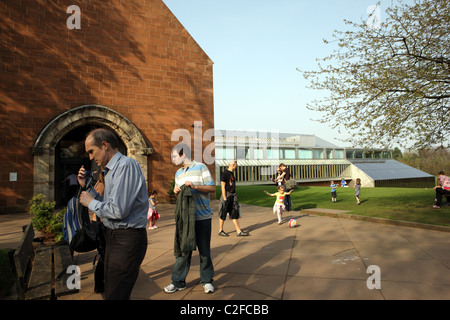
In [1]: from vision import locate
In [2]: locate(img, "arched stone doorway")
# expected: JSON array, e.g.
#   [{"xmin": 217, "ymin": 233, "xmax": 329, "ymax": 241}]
[
  {"xmin": 55, "ymin": 124, "xmax": 128, "ymax": 206},
  {"xmin": 32, "ymin": 105, "xmax": 153, "ymax": 204}
]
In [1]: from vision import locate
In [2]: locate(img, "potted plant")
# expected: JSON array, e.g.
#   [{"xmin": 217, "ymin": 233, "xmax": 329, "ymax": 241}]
[
  {"xmin": 28, "ymin": 194, "xmax": 64, "ymax": 244},
  {"xmin": 167, "ymin": 178, "xmax": 176, "ymax": 204}
]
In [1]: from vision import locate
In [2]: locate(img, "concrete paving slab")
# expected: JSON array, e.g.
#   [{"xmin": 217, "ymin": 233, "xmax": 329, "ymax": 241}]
[
  {"xmin": 214, "ymin": 251, "xmax": 292, "ymax": 276},
  {"xmin": 379, "ymin": 281, "xmax": 450, "ymax": 300},
  {"xmin": 283, "ymin": 277, "xmax": 385, "ymax": 300},
  {"xmin": 287, "ymin": 255, "xmax": 367, "ymax": 280},
  {"xmin": 353, "ymin": 241, "xmax": 433, "ymax": 260},
  {"xmin": 371, "ymin": 259, "xmax": 450, "ymax": 285},
  {"xmin": 0, "ymin": 213, "xmax": 32, "ymax": 249},
  {"xmin": 2, "ymin": 201, "xmax": 449, "ymax": 300}
]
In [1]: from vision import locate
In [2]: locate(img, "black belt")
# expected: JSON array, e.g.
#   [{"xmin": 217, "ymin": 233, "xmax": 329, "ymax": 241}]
[{"xmin": 104, "ymin": 227, "xmax": 146, "ymax": 233}]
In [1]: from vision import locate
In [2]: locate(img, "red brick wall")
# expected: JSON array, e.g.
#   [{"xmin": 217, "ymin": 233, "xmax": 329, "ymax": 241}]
[{"xmin": 0, "ymin": 0, "xmax": 215, "ymax": 212}]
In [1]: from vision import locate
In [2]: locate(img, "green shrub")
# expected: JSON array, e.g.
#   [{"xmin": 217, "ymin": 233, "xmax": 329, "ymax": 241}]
[
  {"xmin": 28, "ymin": 194, "xmax": 64, "ymax": 243},
  {"xmin": 168, "ymin": 178, "xmax": 175, "ymax": 196}
]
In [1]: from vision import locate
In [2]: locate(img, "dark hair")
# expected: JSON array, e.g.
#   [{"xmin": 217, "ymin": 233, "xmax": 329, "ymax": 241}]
[
  {"xmin": 149, "ymin": 190, "xmax": 157, "ymax": 196},
  {"xmin": 88, "ymin": 128, "xmax": 120, "ymax": 149},
  {"xmin": 173, "ymin": 143, "xmax": 191, "ymax": 159}
]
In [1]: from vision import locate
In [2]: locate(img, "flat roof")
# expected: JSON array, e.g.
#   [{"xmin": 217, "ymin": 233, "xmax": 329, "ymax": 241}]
[{"xmin": 350, "ymin": 160, "xmax": 434, "ymax": 180}]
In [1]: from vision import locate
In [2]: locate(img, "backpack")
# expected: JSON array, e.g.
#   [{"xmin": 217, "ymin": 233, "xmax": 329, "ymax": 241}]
[
  {"xmin": 62, "ymin": 176, "xmax": 98, "ymax": 252},
  {"xmin": 285, "ymin": 178, "xmax": 296, "ymax": 190}
]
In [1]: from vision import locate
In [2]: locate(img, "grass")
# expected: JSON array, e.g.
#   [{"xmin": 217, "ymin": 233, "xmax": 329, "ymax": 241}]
[{"xmin": 217, "ymin": 185, "xmax": 450, "ymax": 227}]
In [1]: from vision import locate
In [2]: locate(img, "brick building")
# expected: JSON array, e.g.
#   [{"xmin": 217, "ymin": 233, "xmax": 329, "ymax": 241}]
[{"xmin": 0, "ymin": 0, "xmax": 215, "ymax": 213}]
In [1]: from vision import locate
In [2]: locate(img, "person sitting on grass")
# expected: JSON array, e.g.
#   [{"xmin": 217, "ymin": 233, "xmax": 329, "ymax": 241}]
[{"xmin": 433, "ymin": 171, "xmax": 450, "ymax": 209}]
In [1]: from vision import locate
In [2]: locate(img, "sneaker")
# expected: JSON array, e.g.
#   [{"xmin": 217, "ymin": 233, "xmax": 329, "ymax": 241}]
[
  {"xmin": 218, "ymin": 230, "xmax": 229, "ymax": 237},
  {"xmin": 237, "ymin": 231, "xmax": 249, "ymax": 236},
  {"xmin": 164, "ymin": 283, "xmax": 186, "ymax": 293},
  {"xmin": 432, "ymin": 205, "xmax": 441, "ymax": 209},
  {"xmin": 203, "ymin": 283, "xmax": 214, "ymax": 294}
]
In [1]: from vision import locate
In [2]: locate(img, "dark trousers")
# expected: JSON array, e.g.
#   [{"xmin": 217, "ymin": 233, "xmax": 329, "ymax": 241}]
[
  {"xmin": 436, "ymin": 188, "xmax": 450, "ymax": 206},
  {"xmin": 171, "ymin": 218, "xmax": 214, "ymax": 288},
  {"xmin": 104, "ymin": 228, "xmax": 147, "ymax": 300},
  {"xmin": 281, "ymin": 184, "xmax": 292, "ymax": 211}
]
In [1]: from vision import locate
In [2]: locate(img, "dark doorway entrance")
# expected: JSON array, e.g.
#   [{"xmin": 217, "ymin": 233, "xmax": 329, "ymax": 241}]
[{"xmin": 55, "ymin": 125, "xmax": 127, "ymax": 207}]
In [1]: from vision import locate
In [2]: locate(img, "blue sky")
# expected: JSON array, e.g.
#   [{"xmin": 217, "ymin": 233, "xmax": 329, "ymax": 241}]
[{"xmin": 163, "ymin": 0, "xmax": 393, "ymax": 147}]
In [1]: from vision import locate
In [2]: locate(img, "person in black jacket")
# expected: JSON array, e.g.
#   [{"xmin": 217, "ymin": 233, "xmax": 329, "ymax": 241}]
[{"xmin": 218, "ymin": 160, "xmax": 248, "ymax": 237}]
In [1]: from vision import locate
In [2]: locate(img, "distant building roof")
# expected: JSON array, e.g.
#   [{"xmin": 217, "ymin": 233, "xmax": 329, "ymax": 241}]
[
  {"xmin": 214, "ymin": 130, "xmax": 340, "ymax": 149},
  {"xmin": 350, "ymin": 159, "xmax": 434, "ymax": 180}
]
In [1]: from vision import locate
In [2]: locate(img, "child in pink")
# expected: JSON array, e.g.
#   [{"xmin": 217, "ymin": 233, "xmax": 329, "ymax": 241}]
[
  {"xmin": 433, "ymin": 171, "xmax": 450, "ymax": 208},
  {"xmin": 148, "ymin": 190, "xmax": 160, "ymax": 229}
]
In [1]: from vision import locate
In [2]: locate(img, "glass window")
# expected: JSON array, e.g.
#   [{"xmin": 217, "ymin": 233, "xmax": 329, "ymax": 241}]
[
  {"xmin": 245, "ymin": 148, "xmax": 250, "ymax": 160},
  {"xmin": 215, "ymin": 147, "xmax": 224, "ymax": 160},
  {"xmin": 217, "ymin": 147, "xmax": 235, "ymax": 160},
  {"xmin": 335, "ymin": 150, "xmax": 344, "ymax": 159},
  {"xmin": 236, "ymin": 147, "xmax": 246, "ymax": 160},
  {"xmin": 283, "ymin": 149, "xmax": 296, "ymax": 159},
  {"xmin": 326, "ymin": 150, "xmax": 333, "ymax": 159},
  {"xmin": 226, "ymin": 148, "xmax": 235, "ymax": 160},
  {"xmin": 299, "ymin": 149, "xmax": 312, "ymax": 159},
  {"xmin": 354, "ymin": 151, "xmax": 363, "ymax": 159},
  {"xmin": 313, "ymin": 149, "xmax": 323, "ymax": 159},
  {"xmin": 254, "ymin": 148, "xmax": 264, "ymax": 160},
  {"xmin": 267, "ymin": 148, "xmax": 279, "ymax": 159}
]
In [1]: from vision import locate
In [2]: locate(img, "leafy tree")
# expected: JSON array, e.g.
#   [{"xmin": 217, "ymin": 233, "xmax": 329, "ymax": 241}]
[
  {"xmin": 392, "ymin": 147, "xmax": 403, "ymax": 159},
  {"xmin": 397, "ymin": 148, "xmax": 450, "ymax": 175},
  {"xmin": 300, "ymin": 0, "xmax": 449, "ymax": 149}
]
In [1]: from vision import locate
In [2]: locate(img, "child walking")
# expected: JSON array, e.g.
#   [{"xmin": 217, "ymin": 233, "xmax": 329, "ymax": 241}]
[
  {"xmin": 355, "ymin": 178, "xmax": 361, "ymax": 205},
  {"xmin": 264, "ymin": 186, "xmax": 293, "ymax": 224},
  {"xmin": 330, "ymin": 180, "xmax": 338, "ymax": 203},
  {"xmin": 147, "ymin": 190, "xmax": 160, "ymax": 229}
]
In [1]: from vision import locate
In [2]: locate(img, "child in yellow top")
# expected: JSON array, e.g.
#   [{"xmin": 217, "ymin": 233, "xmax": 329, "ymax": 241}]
[{"xmin": 264, "ymin": 186, "xmax": 294, "ymax": 224}]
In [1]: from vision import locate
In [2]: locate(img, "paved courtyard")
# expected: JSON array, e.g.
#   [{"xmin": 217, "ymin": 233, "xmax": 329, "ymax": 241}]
[{"xmin": 1, "ymin": 200, "xmax": 450, "ymax": 300}]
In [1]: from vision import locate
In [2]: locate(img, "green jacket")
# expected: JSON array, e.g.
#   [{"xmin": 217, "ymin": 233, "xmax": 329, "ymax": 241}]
[{"xmin": 174, "ymin": 185, "xmax": 196, "ymax": 257}]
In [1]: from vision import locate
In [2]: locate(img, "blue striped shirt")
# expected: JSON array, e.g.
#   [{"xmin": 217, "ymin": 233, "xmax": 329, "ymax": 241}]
[{"xmin": 175, "ymin": 161, "xmax": 215, "ymax": 220}]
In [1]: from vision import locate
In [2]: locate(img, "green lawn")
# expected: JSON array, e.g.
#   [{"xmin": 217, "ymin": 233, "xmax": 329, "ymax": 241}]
[{"xmin": 217, "ymin": 185, "xmax": 450, "ymax": 227}]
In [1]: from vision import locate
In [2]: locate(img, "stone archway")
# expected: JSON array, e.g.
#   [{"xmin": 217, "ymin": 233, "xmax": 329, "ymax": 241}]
[{"xmin": 32, "ymin": 105, "xmax": 153, "ymax": 201}]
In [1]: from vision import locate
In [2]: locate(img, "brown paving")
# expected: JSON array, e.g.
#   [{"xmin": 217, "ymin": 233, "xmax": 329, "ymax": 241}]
[{"xmin": 1, "ymin": 200, "xmax": 450, "ymax": 300}]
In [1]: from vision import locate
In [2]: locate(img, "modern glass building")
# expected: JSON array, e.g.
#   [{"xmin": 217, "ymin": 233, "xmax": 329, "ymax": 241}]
[{"xmin": 214, "ymin": 131, "xmax": 434, "ymax": 188}]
